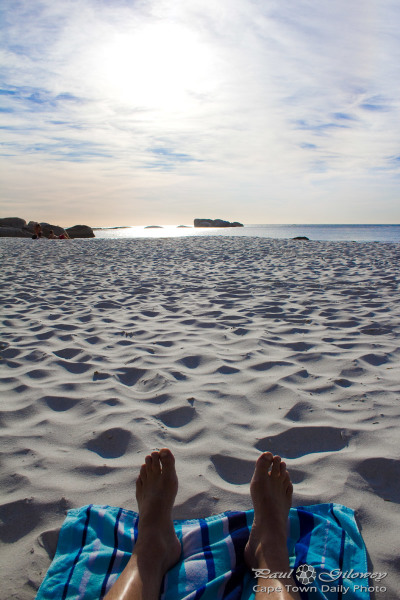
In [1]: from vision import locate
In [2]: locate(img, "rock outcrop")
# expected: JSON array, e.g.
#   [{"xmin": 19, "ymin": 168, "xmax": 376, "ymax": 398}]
[
  {"xmin": 0, "ymin": 226, "xmax": 31, "ymax": 238},
  {"xmin": 194, "ymin": 218, "xmax": 243, "ymax": 228},
  {"xmin": 0, "ymin": 217, "xmax": 27, "ymax": 229},
  {"xmin": 26, "ymin": 221, "xmax": 66, "ymax": 237},
  {"xmin": 65, "ymin": 225, "xmax": 95, "ymax": 238},
  {"xmin": 292, "ymin": 236, "xmax": 310, "ymax": 241},
  {"xmin": 0, "ymin": 218, "xmax": 95, "ymax": 238}
]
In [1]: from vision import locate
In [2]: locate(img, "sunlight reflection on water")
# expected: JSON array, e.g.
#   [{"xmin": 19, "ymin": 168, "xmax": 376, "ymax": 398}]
[{"xmin": 94, "ymin": 224, "xmax": 400, "ymax": 242}]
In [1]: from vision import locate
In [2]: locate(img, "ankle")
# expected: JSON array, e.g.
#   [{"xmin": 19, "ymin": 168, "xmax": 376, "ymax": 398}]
[
  {"xmin": 130, "ymin": 547, "xmax": 167, "ymax": 579},
  {"xmin": 254, "ymin": 545, "xmax": 291, "ymax": 572}
]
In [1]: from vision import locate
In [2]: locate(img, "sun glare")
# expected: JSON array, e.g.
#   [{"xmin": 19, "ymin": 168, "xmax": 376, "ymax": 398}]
[{"xmin": 96, "ymin": 23, "xmax": 215, "ymax": 111}]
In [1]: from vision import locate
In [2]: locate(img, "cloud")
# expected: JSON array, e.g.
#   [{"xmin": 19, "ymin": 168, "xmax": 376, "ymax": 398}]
[
  {"xmin": 145, "ymin": 147, "xmax": 202, "ymax": 171},
  {"xmin": 1, "ymin": 0, "xmax": 400, "ymax": 224}
]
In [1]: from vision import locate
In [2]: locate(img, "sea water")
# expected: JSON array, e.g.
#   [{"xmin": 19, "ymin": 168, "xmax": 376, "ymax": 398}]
[{"xmin": 94, "ymin": 224, "xmax": 400, "ymax": 243}]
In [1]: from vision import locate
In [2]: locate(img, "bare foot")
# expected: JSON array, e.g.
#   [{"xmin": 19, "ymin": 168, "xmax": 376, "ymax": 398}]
[
  {"xmin": 245, "ymin": 452, "xmax": 293, "ymax": 571},
  {"xmin": 104, "ymin": 449, "xmax": 181, "ymax": 600},
  {"xmin": 133, "ymin": 448, "xmax": 181, "ymax": 575}
]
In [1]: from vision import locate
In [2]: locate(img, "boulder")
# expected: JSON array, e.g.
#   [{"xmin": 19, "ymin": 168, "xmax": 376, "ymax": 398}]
[
  {"xmin": 194, "ymin": 218, "xmax": 243, "ymax": 228},
  {"xmin": 0, "ymin": 227, "xmax": 31, "ymax": 237},
  {"xmin": 66, "ymin": 225, "xmax": 95, "ymax": 238},
  {"xmin": 0, "ymin": 217, "xmax": 27, "ymax": 228},
  {"xmin": 26, "ymin": 221, "xmax": 38, "ymax": 232},
  {"xmin": 0, "ymin": 217, "xmax": 95, "ymax": 238}
]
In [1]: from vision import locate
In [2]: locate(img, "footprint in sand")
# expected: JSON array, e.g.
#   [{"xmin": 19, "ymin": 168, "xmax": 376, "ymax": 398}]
[
  {"xmin": 157, "ymin": 405, "xmax": 197, "ymax": 428},
  {"xmin": 334, "ymin": 378, "xmax": 353, "ymax": 388},
  {"xmin": 179, "ymin": 355, "xmax": 202, "ymax": 369},
  {"xmin": 217, "ymin": 365, "xmax": 240, "ymax": 375},
  {"xmin": 37, "ymin": 528, "xmax": 60, "ymax": 559},
  {"xmin": 355, "ymin": 457, "xmax": 400, "ymax": 503},
  {"xmin": 250, "ymin": 360, "xmax": 293, "ymax": 371},
  {"xmin": 339, "ymin": 366, "xmax": 365, "ymax": 378},
  {"xmin": 284, "ymin": 401, "xmax": 315, "ymax": 421},
  {"xmin": 255, "ymin": 426, "xmax": 350, "ymax": 458},
  {"xmin": 116, "ymin": 367, "xmax": 147, "ymax": 386},
  {"xmin": 0, "ymin": 497, "xmax": 69, "ymax": 543},
  {"xmin": 42, "ymin": 396, "xmax": 80, "ymax": 412},
  {"xmin": 136, "ymin": 373, "xmax": 168, "ymax": 393},
  {"xmin": 210, "ymin": 454, "xmax": 255, "ymax": 484},
  {"xmin": 55, "ymin": 360, "xmax": 93, "ymax": 374},
  {"xmin": 25, "ymin": 369, "xmax": 51, "ymax": 380},
  {"xmin": 94, "ymin": 300, "xmax": 122, "ymax": 309},
  {"xmin": 53, "ymin": 348, "xmax": 82, "ymax": 360},
  {"xmin": 85, "ymin": 427, "xmax": 133, "ymax": 458},
  {"xmin": 360, "ymin": 353, "xmax": 389, "ymax": 366}
]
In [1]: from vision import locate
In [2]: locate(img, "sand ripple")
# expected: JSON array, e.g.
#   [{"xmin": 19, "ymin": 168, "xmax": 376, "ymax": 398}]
[{"xmin": 1, "ymin": 237, "xmax": 400, "ymax": 598}]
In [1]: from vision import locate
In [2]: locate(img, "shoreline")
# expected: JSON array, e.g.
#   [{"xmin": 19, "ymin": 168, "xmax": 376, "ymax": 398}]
[
  {"xmin": 3, "ymin": 222, "xmax": 400, "ymax": 242},
  {"xmin": 1, "ymin": 236, "xmax": 400, "ymax": 599},
  {"xmin": 90, "ymin": 224, "xmax": 400, "ymax": 243}
]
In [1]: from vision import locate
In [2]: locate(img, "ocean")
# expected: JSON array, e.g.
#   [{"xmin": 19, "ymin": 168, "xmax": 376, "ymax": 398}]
[{"xmin": 94, "ymin": 224, "xmax": 400, "ymax": 243}]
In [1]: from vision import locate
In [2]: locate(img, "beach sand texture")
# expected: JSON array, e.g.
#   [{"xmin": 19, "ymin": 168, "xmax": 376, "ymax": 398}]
[{"xmin": 1, "ymin": 236, "xmax": 399, "ymax": 599}]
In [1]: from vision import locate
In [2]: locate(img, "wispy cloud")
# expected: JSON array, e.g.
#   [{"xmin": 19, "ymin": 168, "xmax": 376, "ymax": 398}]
[{"xmin": 145, "ymin": 147, "xmax": 202, "ymax": 171}]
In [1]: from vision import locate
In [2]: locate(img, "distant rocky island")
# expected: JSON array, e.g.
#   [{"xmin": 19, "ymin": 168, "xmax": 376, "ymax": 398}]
[
  {"xmin": 194, "ymin": 218, "xmax": 243, "ymax": 228},
  {"xmin": 0, "ymin": 217, "xmax": 95, "ymax": 238}
]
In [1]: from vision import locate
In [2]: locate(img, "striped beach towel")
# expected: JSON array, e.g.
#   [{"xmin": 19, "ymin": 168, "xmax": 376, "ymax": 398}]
[{"xmin": 35, "ymin": 503, "xmax": 371, "ymax": 600}]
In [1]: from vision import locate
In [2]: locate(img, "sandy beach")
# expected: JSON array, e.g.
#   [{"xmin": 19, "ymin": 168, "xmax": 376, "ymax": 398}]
[{"xmin": 1, "ymin": 236, "xmax": 399, "ymax": 599}]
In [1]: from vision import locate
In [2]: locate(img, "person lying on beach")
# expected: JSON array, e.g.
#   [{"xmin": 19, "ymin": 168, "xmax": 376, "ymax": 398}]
[
  {"xmin": 104, "ymin": 449, "xmax": 300, "ymax": 600},
  {"xmin": 48, "ymin": 230, "xmax": 57, "ymax": 239}
]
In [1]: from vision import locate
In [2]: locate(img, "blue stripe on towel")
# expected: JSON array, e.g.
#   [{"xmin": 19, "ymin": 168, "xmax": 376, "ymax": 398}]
[
  {"xmin": 100, "ymin": 507, "xmax": 123, "ymax": 598},
  {"xmin": 62, "ymin": 504, "xmax": 92, "ymax": 600},
  {"xmin": 294, "ymin": 508, "xmax": 315, "ymax": 568},
  {"xmin": 202, "ymin": 517, "xmax": 216, "ymax": 582},
  {"xmin": 329, "ymin": 503, "xmax": 345, "ymax": 600},
  {"xmin": 192, "ymin": 518, "xmax": 214, "ymax": 599},
  {"xmin": 337, "ymin": 529, "xmax": 346, "ymax": 600},
  {"xmin": 36, "ymin": 504, "xmax": 371, "ymax": 600},
  {"xmin": 161, "ymin": 520, "xmax": 182, "ymax": 598},
  {"xmin": 222, "ymin": 512, "xmax": 248, "ymax": 599}
]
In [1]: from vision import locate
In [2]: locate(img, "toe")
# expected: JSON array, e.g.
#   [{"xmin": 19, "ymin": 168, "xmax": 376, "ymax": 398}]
[
  {"xmin": 257, "ymin": 452, "xmax": 274, "ymax": 470},
  {"xmin": 252, "ymin": 452, "xmax": 273, "ymax": 482},
  {"xmin": 151, "ymin": 451, "xmax": 161, "ymax": 473},
  {"xmin": 160, "ymin": 448, "xmax": 174, "ymax": 462},
  {"xmin": 160, "ymin": 448, "xmax": 176, "ymax": 475},
  {"xmin": 283, "ymin": 469, "xmax": 292, "ymax": 488},
  {"xmin": 140, "ymin": 463, "xmax": 147, "ymax": 481},
  {"xmin": 271, "ymin": 455, "xmax": 281, "ymax": 477},
  {"xmin": 279, "ymin": 461, "xmax": 287, "ymax": 477},
  {"xmin": 286, "ymin": 481, "xmax": 294, "ymax": 498}
]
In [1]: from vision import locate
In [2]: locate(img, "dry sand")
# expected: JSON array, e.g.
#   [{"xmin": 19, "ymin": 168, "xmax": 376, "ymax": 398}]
[{"xmin": 1, "ymin": 236, "xmax": 399, "ymax": 599}]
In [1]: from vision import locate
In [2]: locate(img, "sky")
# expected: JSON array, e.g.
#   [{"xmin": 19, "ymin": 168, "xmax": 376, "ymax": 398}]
[{"xmin": 1, "ymin": 0, "xmax": 400, "ymax": 227}]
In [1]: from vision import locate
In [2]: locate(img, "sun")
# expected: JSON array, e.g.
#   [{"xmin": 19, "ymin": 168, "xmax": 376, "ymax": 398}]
[{"xmin": 95, "ymin": 22, "xmax": 215, "ymax": 112}]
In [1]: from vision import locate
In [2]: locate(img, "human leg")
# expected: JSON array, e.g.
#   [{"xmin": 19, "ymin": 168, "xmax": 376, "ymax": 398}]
[
  {"xmin": 104, "ymin": 448, "xmax": 181, "ymax": 600},
  {"xmin": 245, "ymin": 453, "xmax": 300, "ymax": 600}
]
